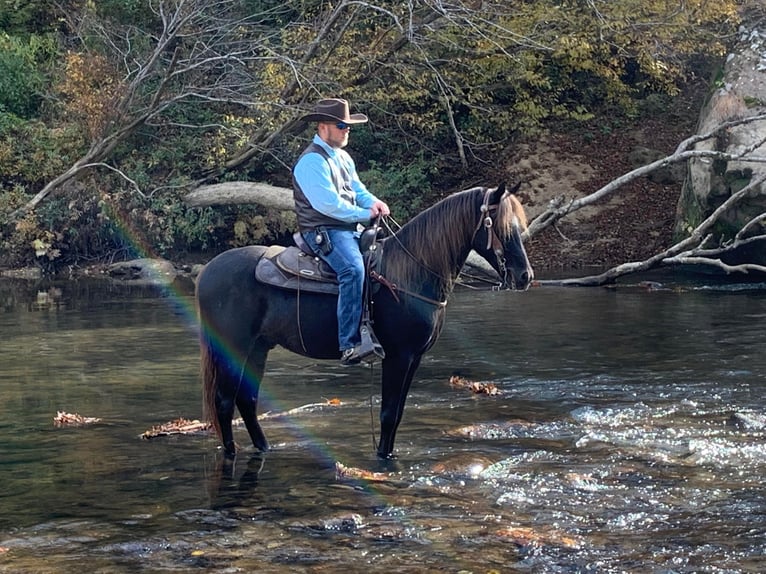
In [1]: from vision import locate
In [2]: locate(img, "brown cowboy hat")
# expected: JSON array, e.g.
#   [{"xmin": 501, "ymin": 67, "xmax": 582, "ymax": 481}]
[{"xmin": 299, "ymin": 98, "xmax": 368, "ymax": 124}]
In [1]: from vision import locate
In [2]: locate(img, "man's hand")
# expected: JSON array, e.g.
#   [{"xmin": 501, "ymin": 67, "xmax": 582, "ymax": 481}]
[{"xmin": 369, "ymin": 200, "xmax": 390, "ymax": 218}]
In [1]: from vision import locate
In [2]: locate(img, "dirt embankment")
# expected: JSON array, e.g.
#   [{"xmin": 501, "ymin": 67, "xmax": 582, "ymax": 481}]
[{"xmin": 507, "ymin": 85, "xmax": 706, "ymax": 272}]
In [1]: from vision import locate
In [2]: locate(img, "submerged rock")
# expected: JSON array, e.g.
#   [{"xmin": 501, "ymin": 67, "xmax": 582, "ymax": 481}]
[
  {"xmin": 446, "ymin": 420, "xmax": 535, "ymax": 441},
  {"xmin": 728, "ymin": 411, "xmax": 766, "ymax": 431}
]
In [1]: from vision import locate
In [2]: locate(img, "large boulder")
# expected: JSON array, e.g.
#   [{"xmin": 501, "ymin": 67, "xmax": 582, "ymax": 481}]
[
  {"xmin": 677, "ymin": 12, "xmax": 766, "ymax": 248},
  {"xmin": 106, "ymin": 258, "xmax": 178, "ymax": 284}
]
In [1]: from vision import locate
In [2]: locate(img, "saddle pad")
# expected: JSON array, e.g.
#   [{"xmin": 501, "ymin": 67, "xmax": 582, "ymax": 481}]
[{"xmin": 254, "ymin": 247, "xmax": 339, "ymax": 295}]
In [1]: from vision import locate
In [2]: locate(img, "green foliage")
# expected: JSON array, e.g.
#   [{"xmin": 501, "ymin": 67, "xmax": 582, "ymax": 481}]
[
  {"xmin": 230, "ymin": 208, "xmax": 296, "ymax": 248},
  {"xmin": 90, "ymin": 185, "xmax": 228, "ymax": 259},
  {"xmin": 0, "ymin": 185, "xmax": 34, "ymax": 269},
  {"xmin": 0, "ymin": 0, "xmax": 745, "ymax": 270},
  {"xmin": 0, "ymin": 212, "xmax": 52, "ymax": 270},
  {"xmin": 94, "ymin": 0, "xmax": 152, "ymax": 25},
  {"xmin": 141, "ymin": 192, "xmax": 227, "ymax": 254},
  {"xmin": 0, "ymin": 186, "xmax": 73, "ymax": 272},
  {"xmin": 0, "ymin": 32, "xmax": 55, "ymax": 118},
  {"xmin": 360, "ymin": 157, "xmax": 434, "ymax": 223},
  {"xmin": 743, "ymin": 95, "xmax": 765, "ymax": 108},
  {"xmin": 3, "ymin": 185, "xmax": 229, "ymax": 271},
  {"xmin": 0, "ymin": 0, "xmax": 59, "ymax": 34},
  {"xmin": 0, "ymin": 116, "xmax": 83, "ymax": 184}
]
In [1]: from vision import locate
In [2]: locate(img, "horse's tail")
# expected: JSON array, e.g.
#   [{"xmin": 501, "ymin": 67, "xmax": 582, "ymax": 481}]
[
  {"xmin": 199, "ymin": 330, "xmax": 222, "ymax": 441},
  {"xmin": 196, "ymin": 268, "xmax": 222, "ymax": 441}
]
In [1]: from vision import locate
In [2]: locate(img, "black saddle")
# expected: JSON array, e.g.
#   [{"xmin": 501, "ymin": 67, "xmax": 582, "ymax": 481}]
[
  {"xmin": 254, "ymin": 235, "xmax": 338, "ymax": 294},
  {"xmin": 254, "ymin": 229, "xmax": 383, "ymax": 295}
]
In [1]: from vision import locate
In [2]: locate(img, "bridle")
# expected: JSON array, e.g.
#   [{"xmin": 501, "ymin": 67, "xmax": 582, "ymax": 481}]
[{"xmin": 474, "ymin": 189, "xmax": 512, "ymax": 289}]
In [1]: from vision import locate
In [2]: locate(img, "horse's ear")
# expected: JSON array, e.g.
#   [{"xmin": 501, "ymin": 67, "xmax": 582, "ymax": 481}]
[
  {"xmin": 489, "ymin": 181, "xmax": 521, "ymax": 205},
  {"xmin": 489, "ymin": 183, "xmax": 505, "ymax": 205},
  {"xmin": 489, "ymin": 182, "xmax": 521, "ymax": 205}
]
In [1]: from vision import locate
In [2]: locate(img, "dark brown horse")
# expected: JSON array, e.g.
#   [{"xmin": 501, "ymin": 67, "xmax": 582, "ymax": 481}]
[{"xmin": 195, "ymin": 183, "xmax": 533, "ymax": 459}]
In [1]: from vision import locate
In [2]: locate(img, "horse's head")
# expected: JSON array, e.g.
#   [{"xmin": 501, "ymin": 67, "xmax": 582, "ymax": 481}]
[{"xmin": 472, "ymin": 182, "xmax": 534, "ymax": 290}]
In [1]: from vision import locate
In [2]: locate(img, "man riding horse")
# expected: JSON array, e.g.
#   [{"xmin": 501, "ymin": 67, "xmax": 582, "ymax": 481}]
[{"xmin": 292, "ymin": 98, "xmax": 390, "ymax": 366}]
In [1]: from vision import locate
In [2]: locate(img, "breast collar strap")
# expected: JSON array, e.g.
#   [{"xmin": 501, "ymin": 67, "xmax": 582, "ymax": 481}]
[{"xmin": 369, "ymin": 269, "xmax": 448, "ymax": 307}]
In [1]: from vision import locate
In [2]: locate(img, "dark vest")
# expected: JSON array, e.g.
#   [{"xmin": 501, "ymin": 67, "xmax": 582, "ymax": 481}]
[{"xmin": 293, "ymin": 142, "xmax": 357, "ymax": 232}]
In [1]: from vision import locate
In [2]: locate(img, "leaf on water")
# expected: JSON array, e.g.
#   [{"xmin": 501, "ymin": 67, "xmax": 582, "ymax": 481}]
[
  {"xmin": 449, "ymin": 375, "xmax": 502, "ymax": 395},
  {"xmin": 53, "ymin": 411, "xmax": 102, "ymax": 427},
  {"xmin": 495, "ymin": 526, "xmax": 582, "ymax": 549},
  {"xmin": 335, "ymin": 461, "xmax": 396, "ymax": 482}
]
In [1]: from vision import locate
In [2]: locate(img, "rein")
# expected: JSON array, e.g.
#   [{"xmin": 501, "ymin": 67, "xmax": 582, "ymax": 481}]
[
  {"xmin": 379, "ymin": 216, "xmax": 447, "ymax": 284},
  {"xmin": 371, "ymin": 217, "xmax": 449, "ymax": 307}
]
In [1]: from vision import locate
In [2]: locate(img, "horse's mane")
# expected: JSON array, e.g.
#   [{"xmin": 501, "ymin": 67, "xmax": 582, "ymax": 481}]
[{"xmin": 382, "ymin": 186, "xmax": 528, "ymax": 294}]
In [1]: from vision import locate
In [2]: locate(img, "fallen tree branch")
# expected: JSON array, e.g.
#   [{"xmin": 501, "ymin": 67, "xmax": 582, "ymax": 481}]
[
  {"xmin": 183, "ymin": 182, "xmax": 294, "ymax": 209},
  {"xmin": 141, "ymin": 417, "xmax": 212, "ymax": 438},
  {"xmin": 660, "ymin": 256, "xmax": 766, "ymax": 275},
  {"xmin": 53, "ymin": 411, "xmax": 103, "ymax": 427},
  {"xmin": 672, "ymin": 113, "xmax": 766, "ymax": 154},
  {"xmin": 141, "ymin": 399, "xmax": 344, "ymax": 439},
  {"xmin": 541, "ymin": 174, "xmax": 766, "ymax": 286},
  {"xmin": 335, "ymin": 461, "xmax": 398, "ymax": 482},
  {"xmin": 736, "ymin": 212, "xmax": 766, "ymax": 240},
  {"xmin": 680, "ymin": 233, "xmax": 766, "ymax": 258}
]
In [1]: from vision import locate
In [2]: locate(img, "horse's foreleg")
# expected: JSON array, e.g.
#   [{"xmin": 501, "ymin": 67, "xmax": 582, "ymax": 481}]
[
  {"xmin": 377, "ymin": 354, "xmax": 422, "ymax": 459},
  {"xmin": 236, "ymin": 348, "xmax": 269, "ymax": 452}
]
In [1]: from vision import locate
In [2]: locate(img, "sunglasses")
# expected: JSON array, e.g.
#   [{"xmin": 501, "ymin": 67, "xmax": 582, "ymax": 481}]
[{"xmin": 335, "ymin": 122, "xmax": 350, "ymax": 130}]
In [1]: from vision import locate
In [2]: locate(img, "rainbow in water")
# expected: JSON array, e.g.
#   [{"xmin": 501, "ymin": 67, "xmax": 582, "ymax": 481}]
[{"xmin": 110, "ymin": 217, "xmax": 386, "ymax": 475}]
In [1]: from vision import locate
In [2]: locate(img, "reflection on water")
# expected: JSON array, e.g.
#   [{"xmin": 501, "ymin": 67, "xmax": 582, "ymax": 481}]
[{"xmin": 0, "ymin": 276, "xmax": 765, "ymax": 572}]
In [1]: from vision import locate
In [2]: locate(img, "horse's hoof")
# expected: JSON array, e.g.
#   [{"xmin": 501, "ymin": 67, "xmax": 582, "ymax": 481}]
[
  {"xmin": 376, "ymin": 456, "xmax": 401, "ymax": 472},
  {"xmin": 377, "ymin": 451, "xmax": 398, "ymax": 461}
]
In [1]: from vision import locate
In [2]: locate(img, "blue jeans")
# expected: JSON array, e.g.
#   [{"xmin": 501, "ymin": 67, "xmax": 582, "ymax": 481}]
[{"xmin": 302, "ymin": 228, "xmax": 364, "ymax": 351}]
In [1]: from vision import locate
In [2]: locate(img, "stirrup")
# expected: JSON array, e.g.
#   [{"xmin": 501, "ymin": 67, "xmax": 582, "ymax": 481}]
[{"xmin": 358, "ymin": 321, "xmax": 386, "ymax": 362}]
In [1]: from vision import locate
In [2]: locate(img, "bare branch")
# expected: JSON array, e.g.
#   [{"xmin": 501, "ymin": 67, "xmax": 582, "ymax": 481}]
[
  {"xmin": 9, "ymin": 0, "xmax": 280, "ymax": 220},
  {"xmin": 673, "ymin": 113, "xmax": 766, "ymax": 154},
  {"xmin": 79, "ymin": 163, "xmax": 145, "ymax": 198},
  {"xmin": 736, "ymin": 212, "xmax": 766, "ymax": 240},
  {"xmin": 540, "ymin": 174, "xmax": 766, "ymax": 286},
  {"xmin": 660, "ymin": 256, "xmax": 766, "ymax": 275}
]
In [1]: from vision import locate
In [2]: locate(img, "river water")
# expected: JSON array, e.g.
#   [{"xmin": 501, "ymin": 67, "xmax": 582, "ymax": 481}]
[{"xmin": 1, "ymin": 273, "xmax": 765, "ymax": 573}]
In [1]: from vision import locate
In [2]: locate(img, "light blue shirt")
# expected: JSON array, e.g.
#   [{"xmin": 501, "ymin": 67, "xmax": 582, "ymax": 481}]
[{"xmin": 293, "ymin": 135, "xmax": 378, "ymax": 224}]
